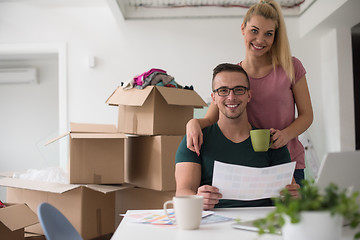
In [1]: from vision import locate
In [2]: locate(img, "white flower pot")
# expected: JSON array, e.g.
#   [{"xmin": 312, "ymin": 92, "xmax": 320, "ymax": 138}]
[{"xmin": 282, "ymin": 211, "xmax": 343, "ymax": 240}]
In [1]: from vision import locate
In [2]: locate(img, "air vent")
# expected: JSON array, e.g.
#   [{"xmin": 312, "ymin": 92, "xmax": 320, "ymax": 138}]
[
  {"xmin": 114, "ymin": 0, "xmax": 314, "ymax": 19},
  {"xmin": 0, "ymin": 68, "xmax": 38, "ymax": 84}
]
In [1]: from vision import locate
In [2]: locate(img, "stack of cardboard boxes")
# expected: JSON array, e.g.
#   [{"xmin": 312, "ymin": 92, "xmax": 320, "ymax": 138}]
[
  {"xmin": 0, "ymin": 85, "xmax": 206, "ymax": 239},
  {"xmin": 106, "ymin": 86, "xmax": 207, "ymax": 225}
]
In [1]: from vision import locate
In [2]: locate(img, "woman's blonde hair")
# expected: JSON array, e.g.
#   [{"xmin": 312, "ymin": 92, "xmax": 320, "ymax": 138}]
[{"xmin": 243, "ymin": 0, "xmax": 295, "ymax": 83}]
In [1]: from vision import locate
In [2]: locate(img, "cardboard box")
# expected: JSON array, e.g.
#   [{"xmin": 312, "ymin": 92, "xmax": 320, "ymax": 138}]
[
  {"xmin": 0, "ymin": 177, "xmax": 133, "ymax": 240},
  {"xmin": 48, "ymin": 122, "xmax": 127, "ymax": 184},
  {"xmin": 0, "ymin": 203, "xmax": 39, "ymax": 240},
  {"xmin": 125, "ymin": 135, "xmax": 183, "ymax": 191},
  {"xmin": 115, "ymin": 187, "xmax": 175, "ymax": 226},
  {"xmin": 106, "ymin": 86, "xmax": 207, "ymax": 135}
]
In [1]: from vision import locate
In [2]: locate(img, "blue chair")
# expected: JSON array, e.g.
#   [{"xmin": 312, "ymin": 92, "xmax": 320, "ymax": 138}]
[{"xmin": 37, "ymin": 202, "xmax": 83, "ymax": 240}]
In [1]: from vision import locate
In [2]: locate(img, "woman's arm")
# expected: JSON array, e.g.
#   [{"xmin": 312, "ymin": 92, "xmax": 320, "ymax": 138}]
[
  {"xmin": 271, "ymin": 76, "xmax": 313, "ymax": 148},
  {"xmin": 186, "ymin": 101, "xmax": 219, "ymax": 155}
]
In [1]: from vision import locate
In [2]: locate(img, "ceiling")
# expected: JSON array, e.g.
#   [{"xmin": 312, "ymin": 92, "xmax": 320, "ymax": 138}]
[{"xmin": 114, "ymin": 0, "xmax": 316, "ymax": 20}]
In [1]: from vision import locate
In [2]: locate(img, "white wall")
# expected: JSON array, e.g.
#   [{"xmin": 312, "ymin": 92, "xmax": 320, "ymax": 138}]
[
  {"xmin": 0, "ymin": 0, "xmax": 359, "ymax": 200},
  {"xmin": 0, "ymin": 0, "xmax": 247, "ymax": 121},
  {"xmin": 0, "ymin": 57, "xmax": 59, "ymax": 169},
  {"xmin": 297, "ymin": 0, "xmax": 360, "ymax": 160},
  {"xmin": 320, "ymin": 29, "xmax": 341, "ymax": 152}
]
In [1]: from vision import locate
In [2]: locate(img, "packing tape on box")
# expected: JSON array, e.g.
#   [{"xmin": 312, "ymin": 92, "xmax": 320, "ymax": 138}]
[
  {"xmin": 132, "ymin": 114, "xmax": 138, "ymax": 134},
  {"xmin": 93, "ymin": 174, "xmax": 102, "ymax": 184},
  {"xmin": 96, "ymin": 208, "xmax": 102, "ymax": 236}
]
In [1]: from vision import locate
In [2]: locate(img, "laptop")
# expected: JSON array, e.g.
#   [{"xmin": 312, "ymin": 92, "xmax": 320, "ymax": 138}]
[
  {"xmin": 315, "ymin": 151, "xmax": 360, "ymax": 195},
  {"xmin": 231, "ymin": 150, "xmax": 360, "ymax": 233},
  {"xmin": 231, "ymin": 219, "xmax": 281, "ymax": 234}
]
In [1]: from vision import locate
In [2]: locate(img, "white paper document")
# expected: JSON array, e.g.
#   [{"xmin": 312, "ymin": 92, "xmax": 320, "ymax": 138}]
[{"xmin": 212, "ymin": 161, "xmax": 296, "ymax": 200}]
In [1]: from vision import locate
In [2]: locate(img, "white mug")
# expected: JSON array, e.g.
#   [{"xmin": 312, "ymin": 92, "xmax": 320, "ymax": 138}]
[{"xmin": 163, "ymin": 195, "xmax": 203, "ymax": 230}]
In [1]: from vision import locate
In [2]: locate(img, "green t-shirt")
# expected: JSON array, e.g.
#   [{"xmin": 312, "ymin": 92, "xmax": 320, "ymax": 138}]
[{"xmin": 175, "ymin": 123, "xmax": 291, "ymax": 208}]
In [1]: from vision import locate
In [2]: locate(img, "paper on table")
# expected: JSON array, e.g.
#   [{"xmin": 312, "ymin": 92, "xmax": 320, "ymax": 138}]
[{"xmin": 212, "ymin": 161, "xmax": 296, "ymax": 200}]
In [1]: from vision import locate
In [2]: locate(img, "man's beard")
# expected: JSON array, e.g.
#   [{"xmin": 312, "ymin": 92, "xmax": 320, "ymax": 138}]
[
  {"xmin": 223, "ymin": 111, "xmax": 243, "ymax": 119},
  {"xmin": 220, "ymin": 104, "xmax": 244, "ymax": 119}
]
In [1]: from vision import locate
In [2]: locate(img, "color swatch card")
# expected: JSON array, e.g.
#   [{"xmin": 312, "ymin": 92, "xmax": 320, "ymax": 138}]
[
  {"xmin": 212, "ymin": 161, "xmax": 296, "ymax": 200},
  {"xmin": 124, "ymin": 210, "xmax": 215, "ymax": 225}
]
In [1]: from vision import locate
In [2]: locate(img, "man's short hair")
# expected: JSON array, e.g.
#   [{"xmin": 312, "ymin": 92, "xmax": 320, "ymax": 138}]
[{"xmin": 212, "ymin": 63, "xmax": 250, "ymax": 89}]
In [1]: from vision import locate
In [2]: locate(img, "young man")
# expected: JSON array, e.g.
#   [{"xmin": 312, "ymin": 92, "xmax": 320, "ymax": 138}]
[{"xmin": 175, "ymin": 63, "xmax": 299, "ymax": 210}]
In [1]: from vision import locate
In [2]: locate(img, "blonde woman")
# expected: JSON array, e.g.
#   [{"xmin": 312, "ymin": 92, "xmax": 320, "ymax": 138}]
[{"xmin": 186, "ymin": 0, "xmax": 313, "ymax": 185}]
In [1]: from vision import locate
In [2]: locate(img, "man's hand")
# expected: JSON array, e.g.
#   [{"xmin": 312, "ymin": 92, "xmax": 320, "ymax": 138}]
[
  {"xmin": 197, "ymin": 185, "xmax": 222, "ymax": 210},
  {"xmin": 284, "ymin": 183, "xmax": 300, "ymax": 198}
]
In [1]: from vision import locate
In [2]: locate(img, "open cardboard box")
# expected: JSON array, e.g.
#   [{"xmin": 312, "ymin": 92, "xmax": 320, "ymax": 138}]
[
  {"xmin": 0, "ymin": 203, "xmax": 39, "ymax": 240},
  {"xmin": 125, "ymin": 135, "xmax": 183, "ymax": 191},
  {"xmin": 47, "ymin": 122, "xmax": 127, "ymax": 184},
  {"xmin": 106, "ymin": 86, "xmax": 207, "ymax": 135},
  {"xmin": 0, "ymin": 177, "xmax": 133, "ymax": 240}
]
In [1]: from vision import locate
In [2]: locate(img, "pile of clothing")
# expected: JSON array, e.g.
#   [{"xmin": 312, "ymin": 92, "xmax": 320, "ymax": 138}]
[{"xmin": 122, "ymin": 68, "xmax": 193, "ymax": 90}]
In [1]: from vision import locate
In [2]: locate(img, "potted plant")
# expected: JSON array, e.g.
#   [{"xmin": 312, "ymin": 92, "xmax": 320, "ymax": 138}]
[{"xmin": 253, "ymin": 179, "xmax": 360, "ymax": 240}]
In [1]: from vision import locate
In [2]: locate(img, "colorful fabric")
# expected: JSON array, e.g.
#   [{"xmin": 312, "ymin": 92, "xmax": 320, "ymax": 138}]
[{"xmin": 133, "ymin": 68, "xmax": 166, "ymax": 86}]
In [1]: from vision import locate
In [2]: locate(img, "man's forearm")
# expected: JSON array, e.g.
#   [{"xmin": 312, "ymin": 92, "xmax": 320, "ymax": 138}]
[{"xmin": 176, "ymin": 188, "xmax": 197, "ymax": 196}]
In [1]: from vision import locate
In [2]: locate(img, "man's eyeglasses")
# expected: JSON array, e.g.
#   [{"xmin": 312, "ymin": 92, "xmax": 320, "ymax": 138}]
[{"xmin": 213, "ymin": 86, "xmax": 249, "ymax": 96}]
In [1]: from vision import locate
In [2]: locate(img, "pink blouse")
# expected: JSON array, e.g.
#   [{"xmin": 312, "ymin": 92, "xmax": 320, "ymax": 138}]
[{"xmin": 245, "ymin": 57, "xmax": 307, "ymax": 169}]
